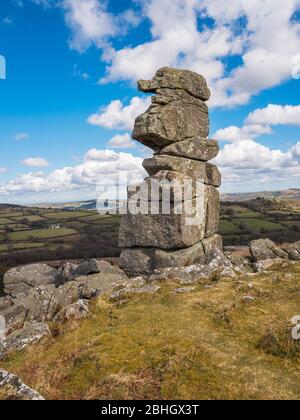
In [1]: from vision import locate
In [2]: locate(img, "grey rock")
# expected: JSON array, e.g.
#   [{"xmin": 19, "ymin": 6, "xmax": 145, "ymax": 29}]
[
  {"xmin": 250, "ymin": 239, "xmax": 288, "ymax": 261},
  {"xmin": 120, "ymin": 248, "xmax": 153, "ymax": 277},
  {"xmin": 120, "ymin": 241, "xmax": 205, "ymax": 277},
  {"xmin": 109, "ymin": 285, "xmax": 160, "ymax": 301},
  {"xmin": 128, "ymin": 170, "xmax": 200, "ymax": 203},
  {"xmin": 119, "ymin": 199, "xmax": 206, "ymax": 250},
  {"xmin": 157, "ymin": 138, "xmax": 219, "ymax": 161},
  {"xmin": 133, "ymin": 101, "xmax": 209, "ymax": 150},
  {"xmin": 283, "ymin": 241, "xmax": 300, "ymax": 260},
  {"xmin": 137, "ymin": 67, "xmax": 211, "ymax": 101},
  {"xmin": 72, "ymin": 259, "xmax": 124, "ymax": 277},
  {"xmin": 119, "ymin": 66, "xmax": 221, "ymax": 277},
  {"xmin": 0, "ymin": 296, "xmax": 14, "ymax": 312},
  {"xmin": 202, "ymin": 234, "xmax": 223, "ymax": 256},
  {"xmin": 224, "ymin": 251, "xmax": 251, "ymax": 268},
  {"xmin": 208, "ymin": 248, "xmax": 233, "ymax": 270},
  {"xmin": 0, "ymin": 370, "xmax": 45, "ymax": 400},
  {"xmin": 3, "ymin": 263, "xmax": 60, "ymax": 298},
  {"xmin": 154, "ymin": 241, "xmax": 205, "ymax": 268},
  {"xmin": 151, "ymin": 250, "xmax": 233, "ymax": 285},
  {"xmin": 143, "ymin": 155, "xmax": 221, "ymax": 187},
  {"xmin": 253, "ymin": 258, "xmax": 284, "ymax": 273},
  {"xmin": 174, "ymin": 287, "xmax": 196, "ymax": 293},
  {"xmin": 76, "ymin": 272, "xmax": 129, "ymax": 299},
  {"xmin": 54, "ymin": 299, "xmax": 89, "ymax": 323},
  {"xmin": 125, "ymin": 284, "xmax": 160, "ymax": 294},
  {"xmin": 205, "ymin": 186, "xmax": 220, "ymax": 237},
  {"xmin": 220, "ymin": 267, "xmax": 237, "ymax": 278},
  {"xmin": 1, "ymin": 285, "xmax": 56, "ymax": 332},
  {"xmin": 242, "ymin": 296, "xmax": 255, "ymax": 303},
  {"xmin": 0, "ymin": 322, "xmax": 50, "ymax": 361},
  {"xmin": 58, "ymin": 262, "xmax": 77, "ymax": 284},
  {"xmin": 50, "ymin": 281, "xmax": 81, "ymax": 314}
]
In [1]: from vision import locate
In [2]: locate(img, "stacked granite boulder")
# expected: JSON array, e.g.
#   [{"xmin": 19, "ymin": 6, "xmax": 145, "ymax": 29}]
[{"xmin": 119, "ymin": 67, "xmax": 222, "ymax": 277}]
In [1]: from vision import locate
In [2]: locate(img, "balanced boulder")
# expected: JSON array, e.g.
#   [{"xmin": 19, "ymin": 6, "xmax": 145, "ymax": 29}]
[{"xmin": 119, "ymin": 67, "xmax": 222, "ymax": 276}]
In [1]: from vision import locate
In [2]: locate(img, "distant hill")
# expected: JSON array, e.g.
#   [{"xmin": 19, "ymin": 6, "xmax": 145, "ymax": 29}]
[
  {"xmin": 0, "ymin": 203, "xmax": 23, "ymax": 210},
  {"xmin": 2, "ymin": 189, "xmax": 300, "ymax": 211},
  {"xmin": 35, "ymin": 200, "xmax": 98, "ymax": 211},
  {"xmin": 222, "ymin": 189, "xmax": 300, "ymax": 203},
  {"xmin": 34, "ymin": 199, "xmax": 119, "ymax": 211}
]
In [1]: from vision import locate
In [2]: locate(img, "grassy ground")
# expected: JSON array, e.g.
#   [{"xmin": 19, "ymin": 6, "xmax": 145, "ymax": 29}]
[{"xmin": 2, "ymin": 261, "xmax": 300, "ymax": 400}]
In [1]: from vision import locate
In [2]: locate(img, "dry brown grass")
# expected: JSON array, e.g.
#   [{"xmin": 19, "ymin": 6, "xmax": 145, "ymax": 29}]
[{"xmin": 1, "ymin": 261, "xmax": 300, "ymax": 400}]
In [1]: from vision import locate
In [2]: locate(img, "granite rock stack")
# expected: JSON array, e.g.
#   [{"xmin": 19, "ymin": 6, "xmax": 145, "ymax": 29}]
[{"xmin": 119, "ymin": 67, "xmax": 222, "ymax": 277}]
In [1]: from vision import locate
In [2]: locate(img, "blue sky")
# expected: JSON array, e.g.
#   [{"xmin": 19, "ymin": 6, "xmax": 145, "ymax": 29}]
[{"xmin": 0, "ymin": 0, "xmax": 300, "ymax": 204}]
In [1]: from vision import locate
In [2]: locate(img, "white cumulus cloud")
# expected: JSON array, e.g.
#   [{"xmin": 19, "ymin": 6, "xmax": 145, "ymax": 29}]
[
  {"xmin": 247, "ymin": 104, "xmax": 300, "ymax": 126},
  {"xmin": 0, "ymin": 150, "xmax": 145, "ymax": 199},
  {"xmin": 87, "ymin": 96, "xmax": 150, "ymax": 131}
]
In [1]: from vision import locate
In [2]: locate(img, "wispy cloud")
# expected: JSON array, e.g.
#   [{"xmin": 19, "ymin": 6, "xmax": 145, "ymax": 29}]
[
  {"xmin": 15, "ymin": 132, "xmax": 30, "ymax": 141},
  {"xmin": 21, "ymin": 157, "xmax": 49, "ymax": 168},
  {"xmin": 2, "ymin": 17, "xmax": 13, "ymax": 25},
  {"xmin": 107, "ymin": 133, "xmax": 135, "ymax": 149}
]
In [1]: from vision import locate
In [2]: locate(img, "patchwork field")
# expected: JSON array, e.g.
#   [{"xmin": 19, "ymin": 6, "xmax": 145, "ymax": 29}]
[
  {"xmin": 1, "ymin": 198, "xmax": 300, "ymax": 256},
  {"xmin": 220, "ymin": 199, "xmax": 300, "ymax": 245},
  {"xmin": 0, "ymin": 207, "xmax": 121, "ymax": 257}
]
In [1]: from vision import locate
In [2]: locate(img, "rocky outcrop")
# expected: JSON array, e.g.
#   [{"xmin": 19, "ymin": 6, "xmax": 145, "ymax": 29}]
[
  {"xmin": 148, "ymin": 249, "xmax": 235, "ymax": 285},
  {"xmin": 3, "ymin": 263, "xmax": 60, "ymax": 297},
  {"xmin": 250, "ymin": 239, "xmax": 288, "ymax": 261},
  {"xmin": 53, "ymin": 299, "xmax": 89, "ymax": 323},
  {"xmin": 120, "ymin": 67, "xmax": 222, "ymax": 276},
  {"xmin": 0, "ymin": 370, "xmax": 45, "ymax": 400},
  {"xmin": 0, "ymin": 322, "xmax": 50, "ymax": 361},
  {"xmin": 0, "ymin": 259, "xmax": 134, "ymax": 359},
  {"xmin": 283, "ymin": 241, "xmax": 300, "ymax": 260}
]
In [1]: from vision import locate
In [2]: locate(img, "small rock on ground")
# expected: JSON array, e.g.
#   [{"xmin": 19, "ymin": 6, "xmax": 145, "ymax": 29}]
[{"xmin": 0, "ymin": 370, "xmax": 45, "ymax": 400}]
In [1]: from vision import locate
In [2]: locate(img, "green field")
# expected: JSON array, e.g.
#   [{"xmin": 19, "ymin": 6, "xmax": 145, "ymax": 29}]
[
  {"xmin": 0, "ymin": 242, "xmax": 47, "ymax": 253},
  {"xmin": 0, "ymin": 206, "xmax": 121, "ymax": 262},
  {"xmin": 233, "ymin": 217, "xmax": 284, "ymax": 232},
  {"xmin": 0, "ymin": 199, "xmax": 300, "ymax": 258},
  {"xmin": 79, "ymin": 214, "xmax": 113, "ymax": 222},
  {"xmin": 220, "ymin": 200, "xmax": 300, "ymax": 245},
  {"xmin": 90, "ymin": 215, "xmax": 121, "ymax": 225},
  {"xmin": 11, "ymin": 215, "xmax": 45, "ymax": 222},
  {"xmin": 43, "ymin": 211, "xmax": 92, "ymax": 220},
  {"xmin": 0, "ymin": 212, "xmax": 28, "ymax": 218},
  {"xmin": 4, "ymin": 228, "xmax": 76, "ymax": 241},
  {"xmin": 0, "ymin": 218, "xmax": 14, "ymax": 224},
  {"xmin": 219, "ymin": 220, "xmax": 242, "ymax": 235},
  {"xmin": 233, "ymin": 211, "xmax": 262, "ymax": 218},
  {"xmin": 282, "ymin": 221, "xmax": 300, "ymax": 228}
]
